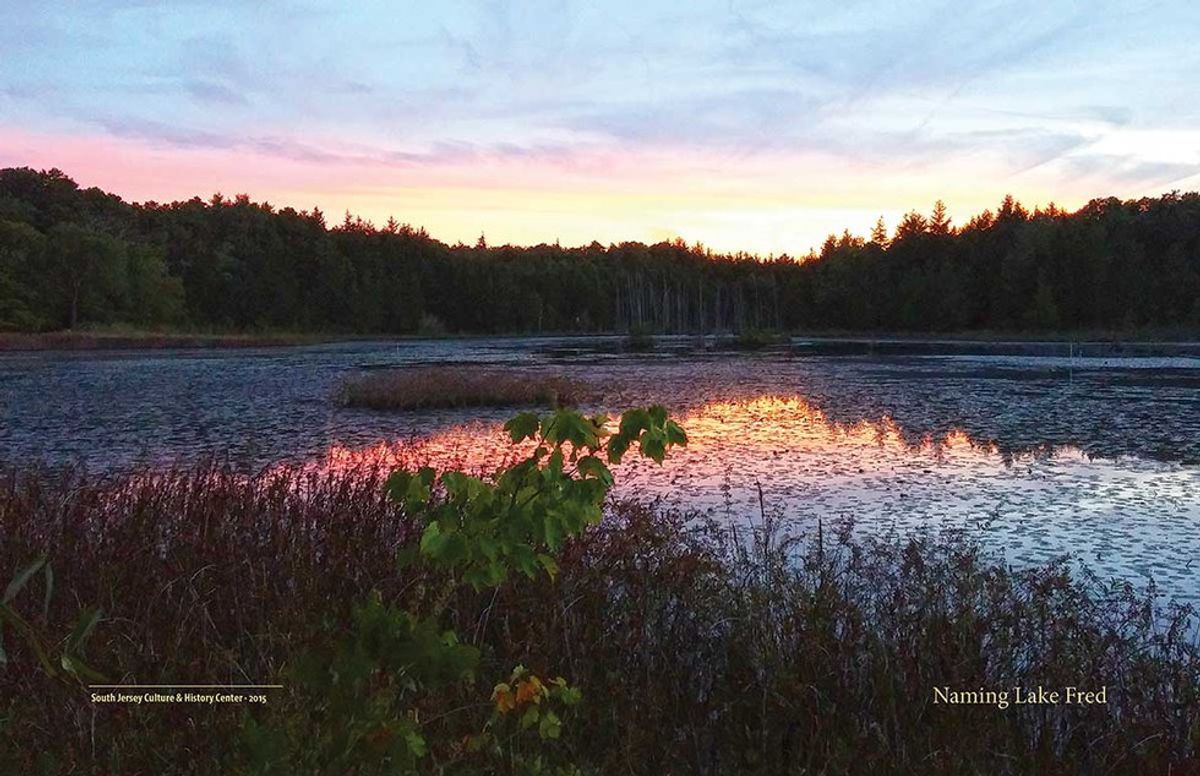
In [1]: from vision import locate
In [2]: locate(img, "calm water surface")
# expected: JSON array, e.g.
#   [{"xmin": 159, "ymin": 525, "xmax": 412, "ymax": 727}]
[{"xmin": 2, "ymin": 337, "xmax": 1199, "ymax": 598}]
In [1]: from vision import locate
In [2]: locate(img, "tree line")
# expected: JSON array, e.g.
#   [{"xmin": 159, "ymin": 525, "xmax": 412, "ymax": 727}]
[{"xmin": 1, "ymin": 166, "xmax": 1198, "ymax": 334}]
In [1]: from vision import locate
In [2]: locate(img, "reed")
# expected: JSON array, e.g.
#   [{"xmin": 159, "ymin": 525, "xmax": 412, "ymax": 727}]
[
  {"xmin": 336, "ymin": 366, "xmax": 588, "ymax": 410},
  {"xmin": 1, "ymin": 466, "xmax": 1197, "ymax": 773}
]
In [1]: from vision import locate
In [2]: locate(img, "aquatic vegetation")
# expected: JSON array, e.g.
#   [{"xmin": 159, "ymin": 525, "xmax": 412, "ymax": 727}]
[
  {"xmin": 1, "ymin": 445, "xmax": 1199, "ymax": 772},
  {"xmin": 728, "ymin": 327, "xmax": 788, "ymax": 350},
  {"xmin": 336, "ymin": 366, "xmax": 589, "ymax": 410}
]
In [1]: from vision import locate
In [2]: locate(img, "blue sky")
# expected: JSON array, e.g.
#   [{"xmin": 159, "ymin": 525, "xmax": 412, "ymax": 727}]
[{"xmin": 2, "ymin": 0, "xmax": 1198, "ymax": 253}]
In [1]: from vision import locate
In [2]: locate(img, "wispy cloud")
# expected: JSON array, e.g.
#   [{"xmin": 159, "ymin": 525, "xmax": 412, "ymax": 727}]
[
  {"xmin": 1, "ymin": 0, "xmax": 1198, "ymax": 252},
  {"xmin": 183, "ymin": 80, "xmax": 248, "ymax": 106},
  {"xmin": 1057, "ymin": 155, "xmax": 1200, "ymax": 192}
]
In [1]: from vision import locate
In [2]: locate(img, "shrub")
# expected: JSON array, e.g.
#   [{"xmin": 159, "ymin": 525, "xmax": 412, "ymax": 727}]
[
  {"xmin": 730, "ymin": 327, "xmax": 788, "ymax": 350},
  {"xmin": 417, "ymin": 313, "xmax": 448, "ymax": 337},
  {"xmin": 624, "ymin": 324, "xmax": 655, "ymax": 352},
  {"xmin": 242, "ymin": 405, "xmax": 686, "ymax": 774}
]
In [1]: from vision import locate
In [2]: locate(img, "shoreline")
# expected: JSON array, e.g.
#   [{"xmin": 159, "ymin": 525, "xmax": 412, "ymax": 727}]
[
  {"xmin": 1, "ymin": 328, "xmax": 1199, "ymax": 357},
  {"xmin": 0, "ymin": 330, "xmax": 334, "ymax": 352}
]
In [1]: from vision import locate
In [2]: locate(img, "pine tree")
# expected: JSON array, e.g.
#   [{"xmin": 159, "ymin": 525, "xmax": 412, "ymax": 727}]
[
  {"xmin": 930, "ymin": 200, "xmax": 952, "ymax": 235},
  {"xmin": 870, "ymin": 216, "xmax": 889, "ymax": 247}
]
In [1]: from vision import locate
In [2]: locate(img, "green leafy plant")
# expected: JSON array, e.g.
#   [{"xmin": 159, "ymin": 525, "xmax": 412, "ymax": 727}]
[
  {"xmin": 0, "ymin": 556, "xmax": 103, "ymax": 684},
  {"xmin": 391, "ymin": 405, "xmax": 685, "ymax": 591},
  {"xmin": 244, "ymin": 406, "xmax": 685, "ymax": 774},
  {"xmin": 465, "ymin": 665, "xmax": 585, "ymax": 775},
  {"xmin": 242, "ymin": 593, "xmax": 480, "ymax": 773}
]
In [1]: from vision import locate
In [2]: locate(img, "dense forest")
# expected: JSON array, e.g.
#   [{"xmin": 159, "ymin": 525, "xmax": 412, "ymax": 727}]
[{"xmin": 1, "ymin": 166, "xmax": 1198, "ymax": 334}]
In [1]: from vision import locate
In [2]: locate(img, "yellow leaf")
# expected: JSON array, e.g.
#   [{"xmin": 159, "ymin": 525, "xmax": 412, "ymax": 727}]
[
  {"xmin": 516, "ymin": 676, "xmax": 546, "ymax": 705},
  {"xmin": 491, "ymin": 683, "xmax": 516, "ymax": 714}
]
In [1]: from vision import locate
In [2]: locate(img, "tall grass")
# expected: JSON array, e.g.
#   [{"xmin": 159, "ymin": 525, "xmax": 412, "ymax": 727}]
[
  {"xmin": 1, "ymin": 466, "xmax": 1197, "ymax": 773},
  {"xmin": 336, "ymin": 367, "xmax": 588, "ymax": 410}
]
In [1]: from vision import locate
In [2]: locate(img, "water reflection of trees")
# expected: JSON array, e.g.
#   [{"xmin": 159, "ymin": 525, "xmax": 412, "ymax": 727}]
[
  {"xmin": 300, "ymin": 357, "xmax": 1199, "ymax": 476},
  {"xmin": 671, "ymin": 395, "xmax": 1079, "ymax": 467},
  {"xmin": 306, "ymin": 393, "xmax": 1089, "ymax": 478},
  {"xmin": 737, "ymin": 376, "xmax": 1197, "ymax": 465},
  {"xmin": 601, "ymin": 359, "xmax": 1199, "ymax": 466}
]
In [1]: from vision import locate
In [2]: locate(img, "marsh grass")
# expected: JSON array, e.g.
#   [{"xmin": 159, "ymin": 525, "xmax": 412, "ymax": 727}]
[
  {"xmin": 336, "ymin": 366, "xmax": 589, "ymax": 410},
  {"xmin": 1, "ymin": 466, "xmax": 1198, "ymax": 773}
]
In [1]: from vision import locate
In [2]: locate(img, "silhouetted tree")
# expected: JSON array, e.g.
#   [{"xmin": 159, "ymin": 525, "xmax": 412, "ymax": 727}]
[{"xmin": 1, "ymin": 167, "xmax": 1198, "ymax": 335}]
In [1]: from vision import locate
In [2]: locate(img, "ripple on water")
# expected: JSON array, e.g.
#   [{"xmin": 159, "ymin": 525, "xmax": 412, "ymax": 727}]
[{"xmin": 2, "ymin": 340, "xmax": 1199, "ymax": 600}]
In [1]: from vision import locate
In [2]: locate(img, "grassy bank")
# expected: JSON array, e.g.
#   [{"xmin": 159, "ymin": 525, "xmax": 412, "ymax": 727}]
[
  {"xmin": 1, "ymin": 465, "xmax": 1198, "ymax": 773},
  {"xmin": 0, "ymin": 328, "xmax": 332, "ymax": 351}
]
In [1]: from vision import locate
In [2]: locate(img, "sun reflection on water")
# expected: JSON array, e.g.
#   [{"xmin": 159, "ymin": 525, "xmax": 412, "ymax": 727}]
[
  {"xmin": 291, "ymin": 393, "xmax": 1200, "ymax": 597},
  {"xmin": 300, "ymin": 394, "xmax": 1073, "ymax": 486}
]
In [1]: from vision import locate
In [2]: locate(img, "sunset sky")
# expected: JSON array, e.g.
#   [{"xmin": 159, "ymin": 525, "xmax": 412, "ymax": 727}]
[{"xmin": 2, "ymin": 0, "xmax": 1199, "ymax": 255}]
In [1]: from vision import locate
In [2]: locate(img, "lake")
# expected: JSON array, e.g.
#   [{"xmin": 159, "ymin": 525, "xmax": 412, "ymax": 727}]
[{"xmin": 3, "ymin": 336, "xmax": 1199, "ymax": 599}]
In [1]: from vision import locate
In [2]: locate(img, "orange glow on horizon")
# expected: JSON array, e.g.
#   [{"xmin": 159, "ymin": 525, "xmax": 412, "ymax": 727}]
[{"xmin": 0, "ymin": 127, "xmax": 1126, "ymax": 256}]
